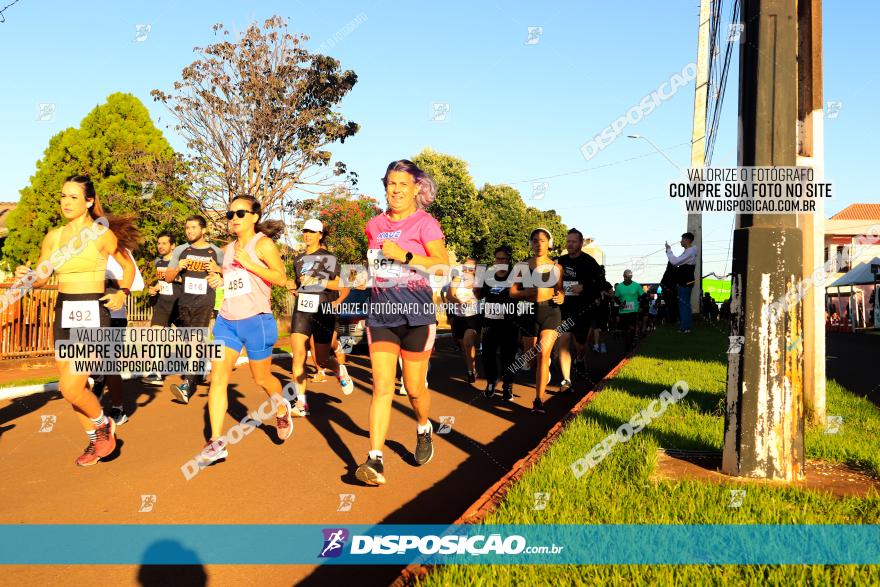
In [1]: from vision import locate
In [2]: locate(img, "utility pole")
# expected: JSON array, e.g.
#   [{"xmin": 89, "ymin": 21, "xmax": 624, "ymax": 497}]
[
  {"xmin": 722, "ymin": 0, "xmax": 805, "ymax": 481},
  {"xmin": 797, "ymin": 0, "xmax": 826, "ymax": 426},
  {"xmin": 688, "ymin": 0, "xmax": 712, "ymax": 314}
]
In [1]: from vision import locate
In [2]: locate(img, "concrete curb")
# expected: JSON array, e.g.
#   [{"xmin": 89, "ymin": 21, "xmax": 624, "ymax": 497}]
[{"xmin": 0, "ymin": 352, "xmax": 294, "ymax": 402}]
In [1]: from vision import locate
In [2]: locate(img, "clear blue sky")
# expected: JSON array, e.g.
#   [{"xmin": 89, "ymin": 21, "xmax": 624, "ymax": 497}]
[{"xmin": 0, "ymin": 0, "xmax": 875, "ymax": 282}]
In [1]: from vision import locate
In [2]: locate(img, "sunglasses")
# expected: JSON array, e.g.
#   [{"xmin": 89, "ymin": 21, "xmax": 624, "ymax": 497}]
[
  {"xmin": 225, "ymin": 209, "xmax": 252, "ymax": 220},
  {"xmin": 302, "ymin": 229, "xmax": 318, "ymax": 234}
]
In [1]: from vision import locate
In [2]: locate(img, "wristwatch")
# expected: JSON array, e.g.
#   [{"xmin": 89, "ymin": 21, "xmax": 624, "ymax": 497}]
[
  {"xmin": 121, "ymin": 288, "xmax": 131, "ymax": 296},
  {"xmin": 404, "ymin": 252, "xmax": 414, "ymax": 264}
]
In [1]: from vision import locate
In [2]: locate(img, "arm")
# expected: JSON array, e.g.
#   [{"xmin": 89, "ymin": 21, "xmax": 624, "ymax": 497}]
[
  {"xmin": 14, "ymin": 231, "xmax": 57, "ymax": 289},
  {"xmin": 163, "ymin": 245, "xmax": 188, "ymax": 282},
  {"xmin": 382, "ymin": 238, "xmax": 449, "ymax": 274},
  {"xmin": 551, "ymin": 264, "xmax": 565, "ymax": 304},
  {"xmin": 666, "ymin": 246, "xmax": 697, "ymax": 266},
  {"xmin": 99, "ymin": 234, "xmax": 135, "ymax": 312},
  {"xmin": 509, "ymin": 262, "xmax": 537, "ymax": 301}
]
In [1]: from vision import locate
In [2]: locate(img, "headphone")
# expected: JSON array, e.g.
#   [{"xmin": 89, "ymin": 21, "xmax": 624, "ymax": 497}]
[{"xmin": 528, "ymin": 227, "xmax": 554, "ymax": 249}]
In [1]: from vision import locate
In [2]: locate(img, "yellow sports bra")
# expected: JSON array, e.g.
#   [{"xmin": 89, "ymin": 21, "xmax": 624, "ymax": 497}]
[{"xmin": 51, "ymin": 224, "xmax": 107, "ymax": 284}]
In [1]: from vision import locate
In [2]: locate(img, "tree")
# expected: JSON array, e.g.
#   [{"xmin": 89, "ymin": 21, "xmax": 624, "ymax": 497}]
[
  {"xmin": 411, "ymin": 148, "xmax": 487, "ymax": 261},
  {"xmin": 151, "ymin": 15, "xmax": 359, "ymax": 222},
  {"xmin": 291, "ymin": 187, "xmax": 380, "ymax": 264},
  {"xmin": 2, "ymin": 93, "xmax": 197, "ymax": 273}
]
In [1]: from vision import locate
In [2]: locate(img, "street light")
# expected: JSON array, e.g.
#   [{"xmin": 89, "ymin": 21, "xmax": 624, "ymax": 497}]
[{"xmin": 627, "ymin": 134, "xmax": 686, "ymax": 174}]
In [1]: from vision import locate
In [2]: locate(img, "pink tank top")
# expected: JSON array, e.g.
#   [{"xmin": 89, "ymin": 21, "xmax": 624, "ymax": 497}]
[{"xmin": 219, "ymin": 232, "xmax": 272, "ymax": 320}]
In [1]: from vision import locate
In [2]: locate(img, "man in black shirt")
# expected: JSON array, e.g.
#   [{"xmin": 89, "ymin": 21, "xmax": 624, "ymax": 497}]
[
  {"xmin": 144, "ymin": 231, "xmax": 182, "ymax": 386},
  {"xmin": 555, "ymin": 228, "xmax": 602, "ymax": 392},
  {"xmin": 164, "ymin": 215, "xmax": 224, "ymax": 404}
]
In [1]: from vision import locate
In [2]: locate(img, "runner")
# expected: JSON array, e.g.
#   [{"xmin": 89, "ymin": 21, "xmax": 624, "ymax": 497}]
[
  {"xmin": 144, "ymin": 231, "xmax": 181, "ymax": 386},
  {"xmin": 479, "ymin": 245, "xmax": 518, "ymax": 401},
  {"xmin": 554, "ymin": 228, "xmax": 601, "ymax": 393},
  {"xmin": 592, "ymin": 276, "xmax": 613, "ymax": 354},
  {"xmin": 510, "ymin": 228, "xmax": 565, "ymax": 415},
  {"xmin": 449, "ymin": 256, "xmax": 481, "ymax": 384},
  {"xmin": 91, "ymin": 248, "xmax": 145, "ymax": 425},
  {"xmin": 13, "ymin": 174, "xmax": 138, "ymax": 466},
  {"xmin": 164, "ymin": 216, "xmax": 224, "ymax": 404},
  {"xmin": 355, "ymin": 159, "xmax": 449, "ymax": 486},
  {"xmin": 198, "ymin": 195, "xmax": 292, "ymax": 464},
  {"xmin": 614, "ymin": 269, "xmax": 642, "ymax": 351},
  {"xmin": 286, "ymin": 218, "xmax": 354, "ymax": 417}
]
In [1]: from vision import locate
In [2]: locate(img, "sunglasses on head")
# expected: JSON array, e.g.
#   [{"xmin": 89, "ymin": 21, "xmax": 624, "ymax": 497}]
[{"xmin": 225, "ymin": 209, "xmax": 251, "ymax": 220}]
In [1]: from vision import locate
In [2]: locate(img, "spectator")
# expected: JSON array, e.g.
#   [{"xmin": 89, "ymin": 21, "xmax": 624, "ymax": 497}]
[{"xmin": 665, "ymin": 232, "xmax": 698, "ymax": 334}]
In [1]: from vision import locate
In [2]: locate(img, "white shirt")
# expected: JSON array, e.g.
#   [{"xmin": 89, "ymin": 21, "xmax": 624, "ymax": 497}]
[
  {"xmin": 666, "ymin": 245, "xmax": 698, "ymax": 266},
  {"xmin": 106, "ymin": 250, "xmax": 145, "ymax": 319}
]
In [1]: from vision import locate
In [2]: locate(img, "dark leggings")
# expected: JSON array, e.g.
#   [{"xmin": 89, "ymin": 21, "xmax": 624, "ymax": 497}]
[{"xmin": 481, "ymin": 320, "xmax": 519, "ymax": 385}]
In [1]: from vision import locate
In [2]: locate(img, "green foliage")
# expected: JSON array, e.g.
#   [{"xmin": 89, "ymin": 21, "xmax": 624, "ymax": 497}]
[
  {"xmin": 291, "ymin": 188, "xmax": 380, "ymax": 264},
  {"xmin": 2, "ymin": 93, "xmax": 197, "ymax": 273},
  {"xmin": 411, "ymin": 148, "xmax": 488, "ymax": 262}
]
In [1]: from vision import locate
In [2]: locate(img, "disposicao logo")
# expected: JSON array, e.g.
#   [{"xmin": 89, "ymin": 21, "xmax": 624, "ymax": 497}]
[{"xmin": 319, "ymin": 528, "xmax": 349, "ymax": 558}]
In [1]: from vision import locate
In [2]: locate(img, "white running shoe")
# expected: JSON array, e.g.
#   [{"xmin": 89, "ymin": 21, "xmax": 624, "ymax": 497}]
[{"xmin": 338, "ymin": 365, "xmax": 354, "ymax": 396}]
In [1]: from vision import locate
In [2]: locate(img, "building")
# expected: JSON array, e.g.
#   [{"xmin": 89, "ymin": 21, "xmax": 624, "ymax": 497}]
[{"xmin": 824, "ymin": 204, "xmax": 880, "ymax": 281}]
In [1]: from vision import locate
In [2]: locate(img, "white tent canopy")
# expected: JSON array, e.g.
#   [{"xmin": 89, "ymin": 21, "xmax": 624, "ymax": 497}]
[{"xmin": 829, "ymin": 257, "xmax": 880, "ymax": 288}]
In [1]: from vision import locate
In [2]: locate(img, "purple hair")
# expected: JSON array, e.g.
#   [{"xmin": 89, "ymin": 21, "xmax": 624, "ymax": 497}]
[{"xmin": 381, "ymin": 159, "xmax": 437, "ymax": 209}]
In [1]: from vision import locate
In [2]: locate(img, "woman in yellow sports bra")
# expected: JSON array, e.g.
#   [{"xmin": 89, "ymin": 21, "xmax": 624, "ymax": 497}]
[{"xmin": 14, "ymin": 175, "xmax": 139, "ymax": 467}]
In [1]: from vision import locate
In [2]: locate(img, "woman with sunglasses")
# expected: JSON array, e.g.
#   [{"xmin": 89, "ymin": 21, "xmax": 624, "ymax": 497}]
[
  {"xmin": 13, "ymin": 175, "xmax": 139, "ymax": 466},
  {"xmin": 285, "ymin": 218, "xmax": 354, "ymax": 417},
  {"xmin": 510, "ymin": 228, "xmax": 565, "ymax": 414},
  {"xmin": 478, "ymin": 245, "xmax": 518, "ymax": 401},
  {"xmin": 355, "ymin": 160, "xmax": 449, "ymax": 486},
  {"xmin": 197, "ymin": 197, "xmax": 293, "ymax": 464}
]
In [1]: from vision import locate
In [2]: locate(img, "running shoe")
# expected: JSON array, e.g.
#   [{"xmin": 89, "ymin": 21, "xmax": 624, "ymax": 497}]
[
  {"xmin": 171, "ymin": 382, "xmax": 190, "ymax": 404},
  {"xmin": 277, "ymin": 397, "xmax": 294, "ymax": 440},
  {"xmin": 291, "ymin": 400, "xmax": 309, "ymax": 418},
  {"xmin": 467, "ymin": 370, "xmax": 476, "ymax": 384},
  {"xmin": 531, "ymin": 398, "xmax": 546, "ymax": 415},
  {"xmin": 198, "ymin": 438, "xmax": 228, "ymax": 465},
  {"xmin": 93, "ymin": 418, "xmax": 117, "ymax": 458},
  {"xmin": 143, "ymin": 373, "xmax": 164, "ymax": 386},
  {"xmin": 414, "ymin": 428, "xmax": 434, "ymax": 465},
  {"xmin": 355, "ymin": 455, "xmax": 386, "ymax": 486},
  {"xmin": 559, "ymin": 379, "xmax": 573, "ymax": 394},
  {"xmin": 592, "ymin": 344, "xmax": 600, "ymax": 353},
  {"xmin": 600, "ymin": 343, "xmax": 607, "ymax": 354},
  {"xmin": 483, "ymin": 382, "xmax": 496, "ymax": 399},
  {"xmin": 502, "ymin": 383, "xmax": 514, "ymax": 402},
  {"xmin": 75, "ymin": 440, "xmax": 100, "ymax": 467},
  {"xmin": 338, "ymin": 365, "xmax": 354, "ymax": 396},
  {"xmin": 108, "ymin": 407, "xmax": 129, "ymax": 426},
  {"xmin": 310, "ymin": 371, "xmax": 328, "ymax": 383},
  {"xmin": 397, "ymin": 383, "xmax": 408, "ymax": 396}
]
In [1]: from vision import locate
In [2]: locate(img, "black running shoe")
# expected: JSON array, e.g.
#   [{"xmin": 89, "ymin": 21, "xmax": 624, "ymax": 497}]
[
  {"xmin": 414, "ymin": 429, "xmax": 434, "ymax": 465},
  {"xmin": 467, "ymin": 371, "xmax": 476, "ymax": 384},
  {"xmin": 559, "ymin": 379, "xmax": 573, "ymax": 394},
  {"xmin": 531, "ymin": 398, "xmax": 546, "ymax": 414},
  {"xmin": 108, "ymin": 407, "xmax": 128, "ymax": 426},
  {"xmin": 355, "ymin": 455, "xmax": 386, "ymax": 486},
  {"xmin": 483, "ymin": 383, "xmax": 496, "ymax": 399},
  {"xmin": 502, "ymin": 383, "xmax": 514, "ymax": 402}
]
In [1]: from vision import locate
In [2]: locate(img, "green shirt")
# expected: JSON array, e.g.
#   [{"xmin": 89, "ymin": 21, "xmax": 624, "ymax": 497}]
[{"xmin": 614, "ymin": 281, "xmax": 642, "ymax": 314}]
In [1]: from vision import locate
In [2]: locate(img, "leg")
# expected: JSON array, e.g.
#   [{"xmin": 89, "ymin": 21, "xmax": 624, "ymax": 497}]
[
  {"xmin": 462, "ymin": 328, "xmax": 478, "ymax": 375},
  {"xmin": 207, "ymin": 348, "xmax": 241, "ymax": 440},
  {"xmin": 402, "ymin": 357, "xmax": 431, "ymax": 427},
  {"xmin": 368, "ymin": 349, "xmax": 399, "ymax": 452},
  {"xmin": 57, "ymin": 360, "xmax": 102, "ymax": 430},
  {"xmin": 290, "ymin": 333, "xmax": 310, "ymax": 396},
  {"xmin": 246, "ymin": 356, "xmax": 284, "ymax": 415},
  {"xmin": 557, "ymin": 331, "xmax": 573, "ymax": 382},
  {"xmin": 535, "ymin": 329, "xmax": 558, "ymax": 402},
  {"xmin": 481, "ymin": 325, "xmax": 500, "ymax": 385}
]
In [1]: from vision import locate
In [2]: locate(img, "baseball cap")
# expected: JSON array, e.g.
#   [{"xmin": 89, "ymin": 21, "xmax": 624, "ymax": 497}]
[{"xmin": 303, "ymin": 219, "xmax": 324, "ymax": 233}]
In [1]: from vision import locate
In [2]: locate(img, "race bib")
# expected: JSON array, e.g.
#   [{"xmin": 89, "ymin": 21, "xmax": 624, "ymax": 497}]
[
  {"xmin": 61, "ymin": 300, "xmax": 100, "ymax": 329},
  {"xmin": 158, "ymin": 281, "xmax": 174, "ymax": 296},
  {"xmin": 563, "ymin": 281, "xmax": 578, "ymax": 296},
  {"xmin": 484, "ymin": 303, "xmax": 504, "ymax": 320},
  {"xmin": 368, "ymin": 248, "xmax": 401, "ymax": 278},
  {"xmin": 623, "ymin": 301, "xmax": 636, "ymax": 312},
  {"xmin": 184, "ymin": 277, "xmax": 208, "ymax": 295},
  {"xmin": 297, "ymin": 293, "xmax": 319, "ymax": 313},
  {"xmin": 223, "ymin": 270, "xmax": 252, "ymax": 299}
]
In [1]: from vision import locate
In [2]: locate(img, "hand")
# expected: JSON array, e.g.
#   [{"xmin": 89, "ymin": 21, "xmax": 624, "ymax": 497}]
[
  {"xmin": 285, "ymin": 279, "xmax": 298, "ymax": 293},
  {"xmin": 208, "ymin": 259, "xmax": 222, "ymax": 273},
  {"xmin": 381, "ymin": 240, "xmax": 406, "ymax": 263},
  {"xmin": 207, "ymin": 273, "xmax": 223, "ymax": 289},
  {"xmin": 665, "ymin": 241, "xmax": 671, "ymax": 251},
  {"xmin": 100, "ymin": 290, "xmax": 127, "ymax": 312},
  {"xmin": 178, "ymin": 259, "xmax": 189, "ymax": 270},
  {"xmin": 552, "ymin": 291, "xmax": 566, "ymax": 305},
  {"xmin": 233, "ymin": 247, "xmax": 254, "ymax": 271},
  {"xmin": 570, "ymin": 283, "xmax": 584, "ymax": 294},
  {"xmin": 148, "ymin": 284, "xmax": 160, "ymax": 296},
  {"xmin": 14, "ymin": 264, "xmax": 32, "ymax": 279}
]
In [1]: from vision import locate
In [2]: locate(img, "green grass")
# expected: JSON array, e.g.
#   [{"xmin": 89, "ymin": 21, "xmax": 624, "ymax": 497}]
[
  {"xmin": 420, "ymin": 323, "xmax": 880, "ymax": 586},
  {"xmin": 0, "ymin": 375, "xmax": 58, "ymax": 389}
]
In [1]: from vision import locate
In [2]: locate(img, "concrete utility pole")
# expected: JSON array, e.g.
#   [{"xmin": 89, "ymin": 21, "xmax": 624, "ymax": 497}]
[
  {"xmin": 722, "ymin": 0, "xmax": 805, "ymax": 481},
  {"xmin": 797, "ymin": 0, "xmax": 826, "ymax": 426},
  {"xmin": 688, "ymin": 0, "xmax": 712, "ymax": 314}
]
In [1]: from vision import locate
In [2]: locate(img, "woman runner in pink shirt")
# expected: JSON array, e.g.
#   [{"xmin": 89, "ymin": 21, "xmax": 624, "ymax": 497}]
[{"xmin": 198, "ymin": 195, "xmax": 293, "ymax": 465}]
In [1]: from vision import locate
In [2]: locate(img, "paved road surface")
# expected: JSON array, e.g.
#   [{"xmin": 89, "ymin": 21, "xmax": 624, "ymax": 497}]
[{"xmin": 0, "ymin": 333, "xmax": 625, "ymax": 586}]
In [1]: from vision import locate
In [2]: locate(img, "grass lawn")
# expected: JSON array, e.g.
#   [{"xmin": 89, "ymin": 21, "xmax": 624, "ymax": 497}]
[
  {"xmin": 420, "ymin": 322, "xmax": 880, "ymax": 585},
  {"xmin": 0, "ymin": 375, "xmax": 58, "ymax": 389}
]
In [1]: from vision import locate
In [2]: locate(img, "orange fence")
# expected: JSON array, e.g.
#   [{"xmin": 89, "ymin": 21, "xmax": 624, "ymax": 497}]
[{"xmin": 0, "ymin": 283, "xmax": 155, "ymax": 359}]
